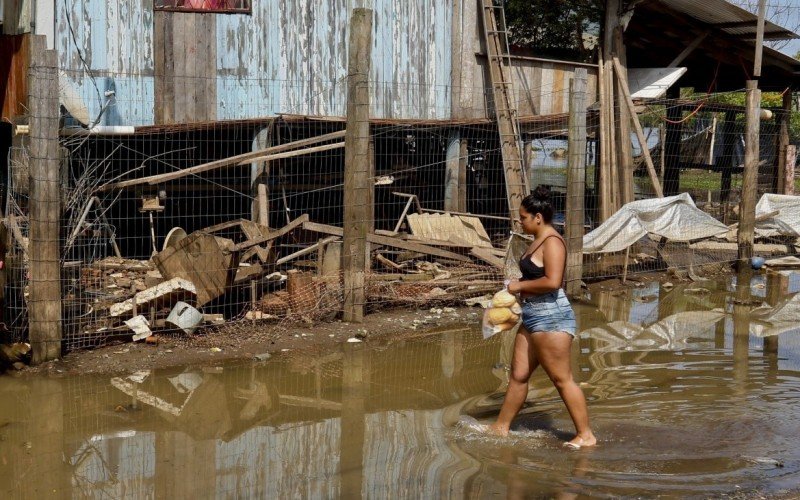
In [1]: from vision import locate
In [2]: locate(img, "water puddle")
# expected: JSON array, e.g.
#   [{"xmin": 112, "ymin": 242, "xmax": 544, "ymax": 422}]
[{"xmin": 1, "ymin": 272, "xmax": 800, "ymax": 497}]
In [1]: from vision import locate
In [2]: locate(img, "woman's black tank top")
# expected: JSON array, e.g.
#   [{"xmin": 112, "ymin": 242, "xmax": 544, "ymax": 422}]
[{"xmin": 519, "ymin": 235, "xmax": 565, "ymax": 281}]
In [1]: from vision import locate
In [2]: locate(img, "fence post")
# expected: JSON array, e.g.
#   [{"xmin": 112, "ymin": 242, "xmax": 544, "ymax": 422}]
[
  {"xmin": 27, "ymin": 35, "xmax": 63, "ymax": 363},
  {"xmin": 444, "ymin": 130, "xmax": 461, "ymax": 212},
  {"xmin": 565, "ymin": 69, "xmax": 587, "ymax": 297},
  {"xmin": 342, "ymin": 8, "xmax": 373, "ymax": 323},
  {"xmin": 776, "ymin": 91, "xmax": 792, "ymax": 194},
  {"xmin": 738, "ymin": 80, "xmax": 760, "ymax": 266},
  {"xmin": 785, "ymin": 145, "xmax": 796, "ymax": 195}
]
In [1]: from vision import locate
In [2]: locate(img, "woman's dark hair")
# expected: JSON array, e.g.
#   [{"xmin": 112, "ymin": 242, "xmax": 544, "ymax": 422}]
[{"xmin": 521, "ymin": 185, "xmax": 554, "ymax": 223}]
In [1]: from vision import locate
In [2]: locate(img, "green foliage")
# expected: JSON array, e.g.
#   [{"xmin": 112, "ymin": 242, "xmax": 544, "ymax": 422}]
[
  {"xmin": 707, "ymin": 91, "xmax": 800, "ymax": 141},
  {"xmin": 503, "ymin": 0, "xmax": 603, "ymax": 62}
]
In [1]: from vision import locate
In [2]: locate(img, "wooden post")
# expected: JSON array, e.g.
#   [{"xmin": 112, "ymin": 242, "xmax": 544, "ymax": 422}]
[
  {"xmin": 251, "ymin": 126, "xmax": 272, "ymax": 228},
  {"xmin": 663, "ymin": 87, "xmax": 682, "ymax": 196},
  {"xmin": 28, "ymin": 36, "xmax": 62, "ymax": 364},
  {"xmin": 565, "ymin": 70, "xmax": 587, "ymax": 297},
  {"xmin": 458, "ymin": 139, "xmax": 468, "ymax": 212},
  {"xmin": 785, "ymin": 145, "xmax": 796, "ymax": 195},
  {"xmin": 659, "ymin": 125, "xmax": 666, "ymax": 181},
  {"xmin": 444, "ymin": 130, "xmax": 461, "ymax": 212},
  {"xmin": 596, "ymin": 53, "xmax": 609, "ymax": 222},
  {"xmin": 612, "ymin": 57, "xmax": 664, "ymax": 197},
  {"xmin": 597, "ymin": 52, "xmax": 616, "ymax": 222},
  {"xmin": 342, "ymin": 8, "xmax": 372, "ymax": 323},
  {"xmin": 738, "ymin": 81, "xmax": 760, "ymax": 265},
  {"xmin": 753, "ymin": 0, "xmax": 767, "ymax": 79},
  {"xmin": 523, "ymin": 139, "xmax": 533, "ymax": 189},
  {"xmin": 718, "ymin": 110, "xmax": 737, "ymax": 223},
  {"xmin": 612, "ymin": 27, "xmax": 634, "ymax": 206},
  {"xmin": 776, "ymin": 91, "xmax": 792, "ymax": 194}
]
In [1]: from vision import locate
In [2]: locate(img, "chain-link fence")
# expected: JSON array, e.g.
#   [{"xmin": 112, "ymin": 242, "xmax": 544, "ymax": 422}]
[{"xmin": 4, "ymin": 65, "xmax": 798, "ymax": 352}]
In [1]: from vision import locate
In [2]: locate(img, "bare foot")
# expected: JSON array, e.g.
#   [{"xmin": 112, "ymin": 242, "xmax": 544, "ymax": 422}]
[{"xmin": 564, "ymin": 434, "xmax": 597, "ymax": 449}]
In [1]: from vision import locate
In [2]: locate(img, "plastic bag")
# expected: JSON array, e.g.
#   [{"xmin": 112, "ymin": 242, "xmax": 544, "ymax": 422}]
[
  {"xmin": 482, "ymin": 307, "xmax": 521, "ymax": 339},
  {"xmin": 479, "ymin": 232, "xmax": 530, "ymax": 339}
]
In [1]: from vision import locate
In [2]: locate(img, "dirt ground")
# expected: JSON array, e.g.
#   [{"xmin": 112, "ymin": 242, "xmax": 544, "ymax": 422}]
[
  {"xmin": 17, "ymin": 304, "xmax": 485, "ymax": 377},
  {"xmin": 11, "ymin": 266, "xmax": 736, "ymax": 378}
]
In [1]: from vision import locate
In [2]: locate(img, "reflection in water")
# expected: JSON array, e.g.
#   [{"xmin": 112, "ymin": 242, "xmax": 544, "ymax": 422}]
[{"xmin": 1, "ymin": 273, "xmax": 799, "ymax": 497}]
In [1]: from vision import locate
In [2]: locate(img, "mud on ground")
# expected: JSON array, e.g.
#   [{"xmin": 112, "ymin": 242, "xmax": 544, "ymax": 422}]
[
  {"xmin": 13, "ymin": 266, "xmax": 737, "ymax": 377},
  {"xmin": 17, "ymin": 305, "xmax": 485, "ymax": 377}
]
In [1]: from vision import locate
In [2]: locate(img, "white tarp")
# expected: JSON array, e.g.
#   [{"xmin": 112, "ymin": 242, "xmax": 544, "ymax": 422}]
[
  {"xmin": 579, "ymin": 310, "xmax": 725, "ymax": 351},
  {"xmin": 582, "ymin": 193, "xmax": 729, "ymax": 254},
  {"xmin": 755, "ymin": 193, "xmax": 800, "ymax": 238},
  {"xmin": 750, "ymin": 293, "xmax": 800, "ymax": 338}
]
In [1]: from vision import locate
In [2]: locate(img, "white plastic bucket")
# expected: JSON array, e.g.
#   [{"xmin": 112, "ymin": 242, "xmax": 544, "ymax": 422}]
[{"xmin": 166, "ymin": 301, "xmax": 203, "ymax": 334}]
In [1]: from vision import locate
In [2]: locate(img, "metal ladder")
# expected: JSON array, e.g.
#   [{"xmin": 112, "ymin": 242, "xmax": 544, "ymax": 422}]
[{"xmin": 479, "ymin": 0, "xmax": 528, "ymax": 222}]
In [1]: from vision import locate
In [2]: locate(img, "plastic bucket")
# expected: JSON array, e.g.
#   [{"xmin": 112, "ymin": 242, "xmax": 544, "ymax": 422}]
[{"xmin": 166, "ymin": 301, "xmax": 203, "ymax": 334}]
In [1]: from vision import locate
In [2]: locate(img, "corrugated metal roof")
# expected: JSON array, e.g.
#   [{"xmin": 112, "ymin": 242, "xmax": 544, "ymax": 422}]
[{"xmin": 659, "ymin": 0, "xmax": 799, "ymax": 41}]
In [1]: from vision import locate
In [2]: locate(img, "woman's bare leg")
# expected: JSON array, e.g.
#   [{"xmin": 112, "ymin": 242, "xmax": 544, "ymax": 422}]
[
  {"xmin": 533, "ymin": 332, "xmax": 596, "ymax": 447},
  {"xmin": 489, "ymin": 329, "xmax": 538, "ymax": 436}
]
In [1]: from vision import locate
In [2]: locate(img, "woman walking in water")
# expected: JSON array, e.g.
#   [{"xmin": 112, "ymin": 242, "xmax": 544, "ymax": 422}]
[{"xmin": 489, "ymin": 186, "xmax": 596, "ymax": 449}]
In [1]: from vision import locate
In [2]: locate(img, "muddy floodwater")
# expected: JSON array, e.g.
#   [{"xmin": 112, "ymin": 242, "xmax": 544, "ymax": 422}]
[{"xmin": 2, "ymin": 272, "xmax": 800, "ymax": 498}]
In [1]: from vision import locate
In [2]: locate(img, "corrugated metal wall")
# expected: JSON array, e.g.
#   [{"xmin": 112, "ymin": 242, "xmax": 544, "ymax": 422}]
[
  {"xmin": 55, "ymin": 0, "xmax": 454, "ymax": 125},
  {"xmin": 54, "ymin": 0, "xmax": 596, "ymax": 126}
]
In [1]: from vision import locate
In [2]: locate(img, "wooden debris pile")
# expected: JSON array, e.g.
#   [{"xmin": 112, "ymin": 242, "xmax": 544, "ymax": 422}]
[{"xmin": 69, "ymin": 199, "xmax": 509, "ymax": 341}]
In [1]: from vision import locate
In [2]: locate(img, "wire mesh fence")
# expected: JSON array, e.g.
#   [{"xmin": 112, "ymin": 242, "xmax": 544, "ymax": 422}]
[{"xmin": 3, "ymin": 65, "xmax": 799, "ymax": 352}]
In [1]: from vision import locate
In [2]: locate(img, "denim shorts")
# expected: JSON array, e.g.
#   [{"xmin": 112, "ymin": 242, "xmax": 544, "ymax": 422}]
[{"xmin": 520, "ymin": 289, "xmax": 576, "ymax": 337}]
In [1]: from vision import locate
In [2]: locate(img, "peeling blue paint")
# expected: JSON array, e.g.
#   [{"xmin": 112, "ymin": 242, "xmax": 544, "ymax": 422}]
[{"xmin": 57, "ymin": 0, "xmax": 454, "ymax": 124}]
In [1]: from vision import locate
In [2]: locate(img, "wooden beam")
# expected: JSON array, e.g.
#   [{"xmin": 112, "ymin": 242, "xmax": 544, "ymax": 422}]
[
  {"xmin": 754, "ymin": 0, "xmax": 767, "ymax": 78},
  {"xmin": 596, "ymin": 51, "xmax": 612, "ymax": 222},
  {"xmin": 97, "ymin": 130, "xmax": 346, "ymax": 191},
  {"xmin": 662, "ymin": 86, "xmax": 684, "ymax": 196},
  {"xmin": 470, "ymin": 247, "xmax": 504, "ymax": 268},
  {"xmin": 613, "ymin": 26, "xmax": 635, "ymax": 206},
  {"xmin": 302, "ymin": 221, "xmax": 472, "ymax": 263},
  {"xmin": 668, "ymin": 32, "xmax": 708, "ymax": 68},
  {"xmin": 458, "ymin": 139, "xmax": 468, "ymax": 212},
  {"xmin": 276, "ymin": 236, "xmax": 340, "ymax": 266},
  {"xmin": 230, "ymin": 214, "xmax": 309, "ymax": 253},
  {"xmin": 243, "ymin": 141, "xmax": 344, "ymax": 165},
  {"xmin": 613, "ymin": 57, "xmax": 664, "ymax": 197},
  {"xmin": 775, "ymin": 91, "xmax": 791, "ymax": 194},
  {"xmin": 444, "ymin": 131, "xmax": 461, "ymax": 212}
]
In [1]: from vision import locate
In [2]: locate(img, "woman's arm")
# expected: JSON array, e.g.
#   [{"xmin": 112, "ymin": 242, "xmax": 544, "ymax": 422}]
[{"xmin": 508, "ymin": 237, "xmax": 565, "ymax": 295}]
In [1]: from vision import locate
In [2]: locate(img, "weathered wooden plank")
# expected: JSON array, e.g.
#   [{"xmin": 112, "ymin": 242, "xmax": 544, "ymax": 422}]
[
  {"xmin": 303, "ymin": 221, "xmax": 473, "ymax": 263},
  {"xmin": 738, "ymin": 80, "xmax": 761, "ymax": 263},
  {"xmin": 27, "ymin": 36, "xmax": 62, "ymax": 364},
  {"xmin": 152, "ymin": 232, "xmax": 237, "ymax": 306},
  {"xmin": 154, "ymin": 11, "xmax": 167, "ymax": 124},
  {"xmin": 97, "ymin": 131, "xmax": 345, "ymax": 190},
  {"xmin": 565, "ymin": 70, "xmax": 587, "ymax": 297},
  {"xmin": 469, "ymin": 247, "xmax": 504, "ymax": 268},
  {"xmin": 230, "ymin": 214, "xmax": 309, "ymax": 252},
  {"xmin": 612, "ymin": 57, "xmax": 664, "ymax": 198},
  {"xmin": 342, "ymin": 8, "xmax": 373, "ymax": 323}
]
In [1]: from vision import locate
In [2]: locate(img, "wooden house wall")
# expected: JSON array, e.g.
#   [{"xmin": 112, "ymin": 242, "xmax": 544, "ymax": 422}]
[{"xmin": 451, "ymin": 0, "xmax": 598, "ymax": 120}]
